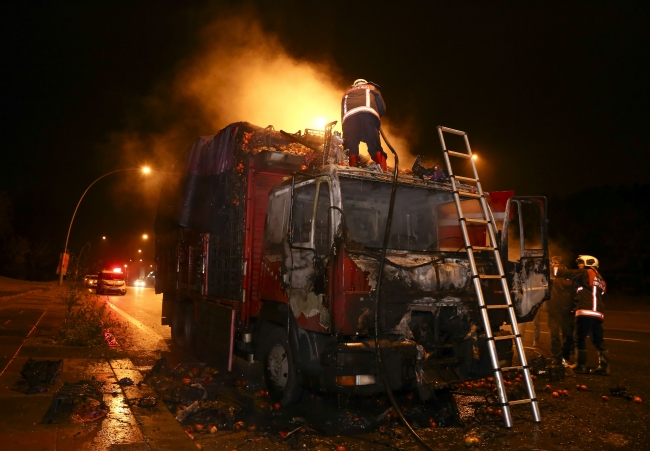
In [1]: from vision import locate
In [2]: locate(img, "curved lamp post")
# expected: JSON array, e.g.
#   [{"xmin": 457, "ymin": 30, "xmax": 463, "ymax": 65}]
[{"xmin": 58, "ymin": 166, "xmax": 151, "ymax": 285}]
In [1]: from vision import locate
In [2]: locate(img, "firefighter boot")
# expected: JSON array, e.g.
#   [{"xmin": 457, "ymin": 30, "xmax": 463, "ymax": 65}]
[
  {"xmin": 373, "ymin": 152, "xmax": 387, "ymax": 171},
  {"xmin": 574, "ymin": 350, "xmax": 589, "ymax": 373},
  {"xmin": 349, "ymin": 154, "xmax": 358, "ymax": 168},
  {"xmin": 590, "ymin": 350, "xmax": 610, "ymax": 376}
]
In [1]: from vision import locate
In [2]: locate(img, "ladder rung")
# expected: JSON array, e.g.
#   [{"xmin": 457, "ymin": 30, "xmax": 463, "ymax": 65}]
[
  {"xmin": 465, "ymin": 218, "xmax": 488, "ymax": 225},
  {"xmin": 471, "ymin": 246, "xmax": 495, "ymax": 252},
  {"xmin": 454, "ymin": 175, "xmax": 478, "ymax": 183},
  {"xmin": 486, "ymin": 305, "xmax": 510, "ymax": 309},
  {"xmin": 509, "ymin": 399, "xmax": 533, "ymax": 406},
  {"xmin": 457, "ymin": 191, "xmax": 482, "ymax": 199},
  {"xmin": 494, "ymin": 335, "xmax": 515, "ymax": 341},
  {"xmin": 446, "ymin": 150, "xmax": 471, "ymax": 159},
  {"xmin": 501, "ymin": 365, "xmax": 524, "ymax": 372},
  {"xmin": 478, "ymin": 274, "xmax": 502, "ymax": 279},
  {"xmin": 439, "ymin": 126, "xmax": 465, "ymax": 135}
]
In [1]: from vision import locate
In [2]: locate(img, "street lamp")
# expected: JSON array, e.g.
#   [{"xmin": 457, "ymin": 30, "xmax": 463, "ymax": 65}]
[{"xmin": 58, "ymin": 166, "xmax": 151, "ymax": 285}]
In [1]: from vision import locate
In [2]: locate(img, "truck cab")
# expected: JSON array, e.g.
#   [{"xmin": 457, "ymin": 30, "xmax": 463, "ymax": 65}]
[
  {"xmin": 155, "ymin": 122, "xmax": 549, "ymax": 406},
  {"xmin": 256, "ymin": 164, "xmax": 549, "ymax": 403}
]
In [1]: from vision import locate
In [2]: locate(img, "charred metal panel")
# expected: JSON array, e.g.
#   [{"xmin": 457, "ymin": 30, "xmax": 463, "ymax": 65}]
[
  {"xmin": 283, "ymin": 243, "xmax": 331, "ymax": 333},
  {"xmin": 259, "ymin": 259, "xmax": 287, "ymax": 303},
  {"xmin": 330, "ymin": 246, "xmax": 373, "ymax": 335},
  {"xmin": 349, "ymin": 254, "xmax": 476, "ymax": 333},
  {"xmin": 509, "ymin": 258, "xmax": 550, "ymax": 322}
]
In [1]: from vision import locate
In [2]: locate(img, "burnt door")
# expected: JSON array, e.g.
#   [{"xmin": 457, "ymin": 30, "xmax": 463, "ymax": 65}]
[
  {"xmin": 285, "ymin": 177, "xmax": 332, "ymax": 332},
  {"xmin": 500, "ymin": 196, "xmax": 550, "ymax": 322}
]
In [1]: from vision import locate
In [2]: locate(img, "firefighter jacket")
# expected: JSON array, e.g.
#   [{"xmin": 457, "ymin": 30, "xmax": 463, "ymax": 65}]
[
  {"xmin": 548, "ymin": 276, "xmax": 574, "ymax": 316},
  {"xmin": 556, "ymin": 267, "xmax": 607, "ymax": 320},
  {"xmin": 341, "ymin": 83, "xmax": 386, "ymax": 124}
]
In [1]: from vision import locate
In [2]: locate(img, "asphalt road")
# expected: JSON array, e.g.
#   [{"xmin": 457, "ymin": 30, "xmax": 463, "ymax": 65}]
[
  {"xmin": 520, "ymin": 309, "xmax": 650, "ymax": 375},
  {"xmin": 103, "ymin": 288, "xmax": 650, "ymax": 450},
  {"xmin": 2, "ymin": 286, "xmax": 650, "ymax": 449},
  {"xmin": 104, "ymin": 287, "xmax": 650, "ymax": 377}
]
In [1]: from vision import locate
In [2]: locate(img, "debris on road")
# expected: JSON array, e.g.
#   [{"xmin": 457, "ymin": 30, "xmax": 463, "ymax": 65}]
[
  {"xmin": 137, "ymin": 396, "xmax": 158, "ymax": 407},
  {"xmin": 103, "ymin": 329, "xmax": 119, "ymax": 347},
  {"xmin": 44, "ymin": 379, "xmax": 107, "ymax": 424},
  {"xmin": 19, "ymin": 358, "xmax": 63, "ymax": 394},
  {"xmin": 71, "ymin": 397, "xmax": 108, "ymax": 423},
  {"xmin": 117, "ymin": 377, "xmax": 134, "ymax": 386},
  {"xmin": 609, "ymin": 384, "xmax": 641, "ymax": 402}
]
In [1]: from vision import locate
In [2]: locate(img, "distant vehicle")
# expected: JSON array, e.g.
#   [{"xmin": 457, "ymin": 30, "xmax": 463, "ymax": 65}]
[
  {"xmin": 96, "ymin": 269, "xmax": 127, "ymax": 296},
  {"xmin": 133, "ymin": 279, "xmax": 146, "ymax": 287},
  {"xmin": 83, "ymin": 275, "xmax": 98, "ymax": 288}
]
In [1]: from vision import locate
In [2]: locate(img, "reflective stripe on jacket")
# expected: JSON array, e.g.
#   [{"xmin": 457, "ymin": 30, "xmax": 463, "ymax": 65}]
[
  {"xmin": 556, "ymin": 267, "xmax": 606, "ymax": 320},
  {"xmin": 341, "ymin": 84, "xmax": 386, "ymax": 123}
]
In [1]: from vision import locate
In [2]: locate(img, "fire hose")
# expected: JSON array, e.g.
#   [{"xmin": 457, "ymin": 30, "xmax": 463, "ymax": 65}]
[{"xmin": 374, "ymin": 128, "xmax": 435, "ymax": 451}]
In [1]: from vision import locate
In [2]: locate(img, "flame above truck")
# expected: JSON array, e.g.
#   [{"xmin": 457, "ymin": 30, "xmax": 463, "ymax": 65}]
[{"xmin": 154, "ymin": 121, "xmax": 549, "ymax": 405}]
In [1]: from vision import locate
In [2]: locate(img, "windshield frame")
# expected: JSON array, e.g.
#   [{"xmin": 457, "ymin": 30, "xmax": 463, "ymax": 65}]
[{"xmin": 337, "ymin": 175, "xmax": 486, "ymax": 253}]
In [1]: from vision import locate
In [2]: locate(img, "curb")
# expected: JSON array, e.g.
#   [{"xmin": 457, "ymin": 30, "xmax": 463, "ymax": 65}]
[{"xmin": 108, "ymin": 358, "xmax": 198, "ymax": 451}]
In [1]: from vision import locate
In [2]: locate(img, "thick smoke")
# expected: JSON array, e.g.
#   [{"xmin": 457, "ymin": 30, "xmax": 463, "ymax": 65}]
[{"xmin": 109, "ymin": 7, "xmax": 413, "ymax": 207}]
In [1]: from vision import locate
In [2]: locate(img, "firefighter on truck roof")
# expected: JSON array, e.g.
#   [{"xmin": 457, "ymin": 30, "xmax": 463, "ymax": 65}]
[
  {"xmin": 341, "ymin": 79, "xmax": 387, "ymax": 171},
  {"xmin": 553, "ymin": 255, "xmax": 610, "ymax": 375}
]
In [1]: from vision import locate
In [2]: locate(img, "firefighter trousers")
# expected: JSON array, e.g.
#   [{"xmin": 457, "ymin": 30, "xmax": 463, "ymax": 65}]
[
  {"xmin": 574, "ymin": 316, "xmax": 607, "ymax": 354},
  {"xmin": 547, "ymin": 311, "xmax": 574, "ymax": 362},
  {"xmin": 342, "ymin": 114, "xmax": 386, "ymax": 159}
]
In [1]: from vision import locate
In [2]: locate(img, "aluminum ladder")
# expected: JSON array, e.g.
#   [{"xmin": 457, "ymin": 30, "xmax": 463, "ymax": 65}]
[{"xmin": 436, "ymin": 125, "xmax": 541, "ymax": 428}]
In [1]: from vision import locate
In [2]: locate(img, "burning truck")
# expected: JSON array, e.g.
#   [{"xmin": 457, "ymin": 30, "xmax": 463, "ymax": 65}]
[{"xmin": 154, "ymin": 122, "xmax": 549, "ymax": 406}]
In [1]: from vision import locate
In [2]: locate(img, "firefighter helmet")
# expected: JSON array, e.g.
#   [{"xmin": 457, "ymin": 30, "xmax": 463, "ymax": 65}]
[
  {"xmin": 353, "ymin": 79, "xmax": 368, "ymax": 86},
  {"xmin": 576, "ymin": 255, "xmax": 599, "ymax": 268}
]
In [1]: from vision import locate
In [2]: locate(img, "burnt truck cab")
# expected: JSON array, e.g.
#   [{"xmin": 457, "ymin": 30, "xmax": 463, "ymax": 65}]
[
  {"xmin": 256, "ymin": 163, "xmax": 549, "ymax": 400},
  {"xmin": 155, "ymin": 122, "xmax": 549, "ymax": 406}
]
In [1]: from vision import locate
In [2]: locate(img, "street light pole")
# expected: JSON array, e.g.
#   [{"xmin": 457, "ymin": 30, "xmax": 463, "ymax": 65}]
[{"xmin": 58, "ymin": 167, "xmax": 151, "ymax": 286}]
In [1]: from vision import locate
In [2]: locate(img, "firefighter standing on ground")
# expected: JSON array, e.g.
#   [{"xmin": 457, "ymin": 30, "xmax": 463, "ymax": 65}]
[
  {"xmin": 554, "ymin": 255, "xmax": 609, "ymax": 375},
  {"xmin": 548, "ymin": 256, "xmax": 576, "ymax": 366},
  {"xmin": 341, "ymin": 79, "xmax": 387, "ymax": 171}
]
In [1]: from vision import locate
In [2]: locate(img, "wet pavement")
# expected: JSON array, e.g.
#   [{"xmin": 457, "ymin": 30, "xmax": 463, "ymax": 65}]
[{"xmin": 1, "ymin": 280, "xmax": 649, "ymax": 450}]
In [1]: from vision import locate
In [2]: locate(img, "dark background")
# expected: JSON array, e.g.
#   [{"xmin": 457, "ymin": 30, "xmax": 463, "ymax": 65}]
[{"xmin": 1, "ymin": 1, "xmax": 648, "ymax": 292}]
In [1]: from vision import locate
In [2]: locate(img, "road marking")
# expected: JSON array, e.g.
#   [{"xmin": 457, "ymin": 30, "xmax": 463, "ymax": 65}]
[
  {"xmin": 3, "ymin": 320, "xmax": 10, "ymax": 325},
  {"xmin": 107, "ymin": 302, "xmax": 169, "ymax": 352},
  {"xmin": 604, "ymin": 338, "xmax": 639, "ymax": 343},
  {"xmin": 0, "ymin": 310, "xmax": 45, "ymax": 377}
]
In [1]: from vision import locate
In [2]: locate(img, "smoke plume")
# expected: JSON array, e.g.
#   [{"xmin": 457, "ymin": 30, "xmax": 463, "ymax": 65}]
[{"xmin": 110, "ymin": 6, "xmax": 413, "ymax": 204}]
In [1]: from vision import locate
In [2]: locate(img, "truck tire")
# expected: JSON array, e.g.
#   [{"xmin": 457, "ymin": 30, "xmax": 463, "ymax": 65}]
[
  {"xmin": 171, "ymin": 302, "xmax": 195, "ymax": 349},
  {"xmin": 262, "ymin": 327, "xmax": 304, "ymax": 405}
]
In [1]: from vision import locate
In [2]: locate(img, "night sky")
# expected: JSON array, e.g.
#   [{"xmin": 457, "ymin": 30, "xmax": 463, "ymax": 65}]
[{"xmin": 1, "ymin": 1, "xmax": 649, "ymax": 277}]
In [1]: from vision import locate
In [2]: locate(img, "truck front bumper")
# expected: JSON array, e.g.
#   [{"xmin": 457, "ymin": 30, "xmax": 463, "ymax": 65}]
[
  {"xmin": 298, "ymin": 335, "xmax": 513, "ymax": 395},
  {"xmin": 299, "ymin": 339, "xmax": 419, "ymax": 394}
]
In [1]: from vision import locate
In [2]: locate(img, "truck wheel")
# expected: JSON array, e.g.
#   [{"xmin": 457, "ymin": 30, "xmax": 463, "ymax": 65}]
[{"xmin": 263, "ymin": 328, "xmax": 304, "ymax": 405}]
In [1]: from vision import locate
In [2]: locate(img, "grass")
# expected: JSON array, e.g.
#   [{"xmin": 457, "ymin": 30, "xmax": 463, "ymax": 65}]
[{"xmin": 56, "ymin": 284, "xmax": 129, "ymax": 346}]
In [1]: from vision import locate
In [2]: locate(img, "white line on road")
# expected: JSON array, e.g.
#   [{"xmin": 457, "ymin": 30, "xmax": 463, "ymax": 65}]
[
  {"xmin": 107, "ymin": 302, "xmax": 169, "ymax": 352},
  {"xmin": 604, "ymin": 338, "xmax": 639, "ymax": 343}
]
